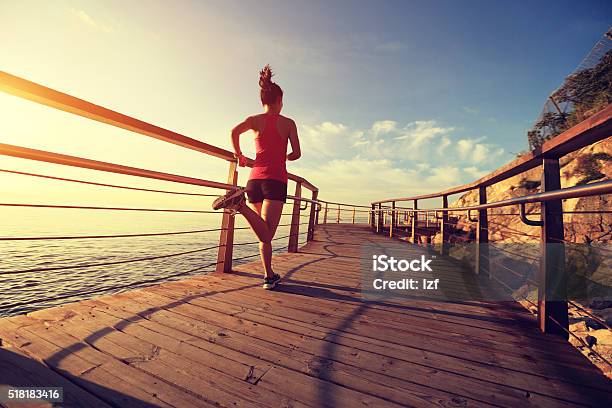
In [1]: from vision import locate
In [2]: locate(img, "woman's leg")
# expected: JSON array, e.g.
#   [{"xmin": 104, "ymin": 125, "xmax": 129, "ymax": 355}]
[
  {"xmin": 234, "ymin": 199, "xmax": 283, "ymax": 278},
  {"xmin": 236, "ymin": 201, "xmax": 272, "ymax": 242},
  {"xmin": 258, "ymin": 199, "xmax": 284, "ymax": 278},
  {"xmin": 248, "ymin": 201, "xmax": 263, "ymax": 217}
]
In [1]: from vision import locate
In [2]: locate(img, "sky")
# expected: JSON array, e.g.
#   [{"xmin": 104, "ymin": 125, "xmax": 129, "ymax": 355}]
[{"xmin": 1, "ymin": 0, "xmax": 610, "ymax": 208}]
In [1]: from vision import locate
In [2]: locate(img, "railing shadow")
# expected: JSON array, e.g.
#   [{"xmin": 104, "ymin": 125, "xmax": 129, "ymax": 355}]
[{"xmin": 0, "ymin": 347, "xmax": 163, "ymax": 407}]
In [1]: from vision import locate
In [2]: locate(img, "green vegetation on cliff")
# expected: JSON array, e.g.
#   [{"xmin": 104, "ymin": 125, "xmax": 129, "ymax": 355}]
[{"xmin": 528, "ymin": 49, "xmax": 612, "ymax": 150}]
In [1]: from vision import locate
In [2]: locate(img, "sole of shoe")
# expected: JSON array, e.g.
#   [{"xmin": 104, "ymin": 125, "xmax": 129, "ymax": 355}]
[{"xmin": 212, "ymin": 188, "xmax": 244, "ymax": 210}]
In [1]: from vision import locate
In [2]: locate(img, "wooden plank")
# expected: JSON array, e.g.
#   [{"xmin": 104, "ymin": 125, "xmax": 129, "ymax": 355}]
[
  {"xmin": 0, "ymin": 316, "xmax": 211, "ymax": 407},
  {"xmin": 0, "ymin": 341, "xmax": 111, "ymax": 408},
  {"xmin": 232, "ymin": 256, "xmax": 555, "ymax": 324},
  {"xmin": 177, "ymin": 275, "xmax": 596, "ymax": 366},
  {"xmin": 87, "ymin": 292, "xmax": 492, "ymax": 407},
  {"xmin": 148, "ymin": 279, "xmax": 612, "ymax": 400},
  {"xmin": 26, "ymin": 306, "xmax": 293, "ymax": 408},
  {"xmin": 117, "ymin": 286, "xmax": 601, "ymax": 407},
  {"xmin": 72, "ymin": 296, "xmax": 404, "ymax": 408}
]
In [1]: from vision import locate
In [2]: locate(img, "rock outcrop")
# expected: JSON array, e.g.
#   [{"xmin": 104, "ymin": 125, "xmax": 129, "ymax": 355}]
[{"xmin": 436, "ymin": 137, "xmax": 611, "ymax": 376}]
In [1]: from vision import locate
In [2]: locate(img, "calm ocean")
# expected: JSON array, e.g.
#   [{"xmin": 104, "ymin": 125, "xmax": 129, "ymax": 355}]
[{"xmin": 0, "ymin": 207, "xmax": 312, "ymax": 317}]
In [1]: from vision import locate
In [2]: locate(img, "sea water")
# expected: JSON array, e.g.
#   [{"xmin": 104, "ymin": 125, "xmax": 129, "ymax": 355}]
[{"xmin": 0, "ymin": 207, "xmax": 310, "ymax": 317}]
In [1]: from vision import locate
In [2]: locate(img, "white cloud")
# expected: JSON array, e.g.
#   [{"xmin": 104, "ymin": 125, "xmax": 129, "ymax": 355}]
[
  {"xmin": 371, "ymin": 120, "xmax": 397, "ymax": 135},
  {"xmin": 456, "ymin": 137, "xmax": 504, "ymax": 165},
  {"xmin": 463, "ymin": 166, "xmax": 487, "ymax": 179},
  {"xmin": 426, "ymin": 166, "xmax": 461, "ymax": 185},
  {"xmin": 437, "ymin": 136, "xmax": 452, "ymax": 155},
  {"xmin": 299, "ymin": 121, "xmax": 361, "ymax": 158},
  {"xmin": 292, "ymin": 118, "xmax": 509, "ymax": 204},
  {"xmin": 395, "ymin": 120, "xmax": 453, "ymax": 142},
  {"xmin": 70, "ymin": 8, "xmax": 113, "ymax": 33},
  {"xmin": 293, "ymin": 158, "xmax": 429, "ymax": 204}
]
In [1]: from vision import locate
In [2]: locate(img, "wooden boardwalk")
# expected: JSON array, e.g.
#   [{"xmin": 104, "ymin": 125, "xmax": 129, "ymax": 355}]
[{"xmin": 1, "ymin": 224, "xmax": 611, "ymax": 407}]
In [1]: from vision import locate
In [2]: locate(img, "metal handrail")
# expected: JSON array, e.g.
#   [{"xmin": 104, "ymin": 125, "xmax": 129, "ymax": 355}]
[
  {"xmin": 369, "ymin": 180, "xmax": 612, "ymax": 213},
  {"xmin": 317, "ymin": 199, "xmax": 371, "ymax": 208},
  {"xmin": 372, "ymin": 104, "xmax": 612, "ymax": 205},
  {"xmin": 0, "ymin": 71, "xmax": 318, "ymax": 192},
  {"xmin": 0, "ymin": 142, "xmax": 234, "ymax": 190}
]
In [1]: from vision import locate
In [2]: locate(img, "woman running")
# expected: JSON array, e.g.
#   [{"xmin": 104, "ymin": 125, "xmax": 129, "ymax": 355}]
[{"xmin": 213, "ymin": 65, "xmax": 301, "ymax": 290}]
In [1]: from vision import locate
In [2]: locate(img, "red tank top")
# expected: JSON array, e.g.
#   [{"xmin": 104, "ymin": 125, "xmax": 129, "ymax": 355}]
[{"xmin": 249, "ymin": 113, "xmax": 288, "ymax": 184}]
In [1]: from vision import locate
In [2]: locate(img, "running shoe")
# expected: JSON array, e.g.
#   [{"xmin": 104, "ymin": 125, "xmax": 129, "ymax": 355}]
[
  {"xmin": 263, "ymin": 273, "xmax": 281, "ymax": 290},
  {"xmin": 212, "ymin": 187, "xmax": 246, "ymax": 212}
]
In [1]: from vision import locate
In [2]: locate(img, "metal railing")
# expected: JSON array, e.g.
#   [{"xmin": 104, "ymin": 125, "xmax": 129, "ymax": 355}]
[
  {"xmin": 315, "ymin": 200, "xmax": 372, "ymax": 225},
  {"xmin": 0, "ymin": 71, "xmax": 321, "ymax": 286},
  {"xmin": 369, "ymin": 104, "xmax": 612, "ymax": 341}
]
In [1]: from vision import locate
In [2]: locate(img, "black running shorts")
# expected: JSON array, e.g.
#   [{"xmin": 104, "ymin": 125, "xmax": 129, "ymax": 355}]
[{"xmin": 246, "ymin": 179, "xmax": 287, "ymax": 203}]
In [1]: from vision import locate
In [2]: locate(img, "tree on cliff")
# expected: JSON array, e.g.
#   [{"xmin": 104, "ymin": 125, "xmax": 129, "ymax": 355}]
[{"xmin": 528, "ymin": 49, "xmax": 612, "ymax": 150}]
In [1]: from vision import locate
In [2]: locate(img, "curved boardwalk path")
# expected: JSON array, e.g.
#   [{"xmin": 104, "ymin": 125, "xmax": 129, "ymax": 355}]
[{"xmin": 1, "ymin": 224, "xmax": 611, "ymax": 407}]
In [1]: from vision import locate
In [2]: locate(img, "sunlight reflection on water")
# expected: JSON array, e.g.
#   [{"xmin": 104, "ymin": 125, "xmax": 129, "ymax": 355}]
[{"xmin": 0, "ymin": 208, "xmax": 311, "ymax": 317}]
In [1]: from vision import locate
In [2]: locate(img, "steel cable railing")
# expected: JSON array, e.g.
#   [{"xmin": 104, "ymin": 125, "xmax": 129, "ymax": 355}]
[
  {"xmin": 488, "ymin": 243, "xmax": 540, "ymax": 262},
  {"xmin": 0, "ymin": 227, "xmax": 252, "ymax": 241},
  {"xmin": 0, "ymin": 244, "xmax": 223, "ymax": 276},
  {"xmin": 569, "ymin": 300, "xmax": 612, "ymax": 331},
  {"xmin": 0, "ymin": 203, "xmax": 219, "ymax": 213},
  {"xmin": 1, "ymin": 261, "xmax": 222, "ymax": 311},
  {"xmin": 510, "ymin": 294, "xmax": 605, "ymax": 365},
  {"xmin": 479, "ymin": 253, "xmax": 538, "ymax": 285}
]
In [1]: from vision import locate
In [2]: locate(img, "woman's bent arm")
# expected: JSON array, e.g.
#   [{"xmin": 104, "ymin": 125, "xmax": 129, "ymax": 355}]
[
  {"xmin": 231, "ymin": 116, "xmax": 254, "ymax": 156},
  {"xmin": 287, "ymin": 119, "xmax": 301, "ymax": 161}
]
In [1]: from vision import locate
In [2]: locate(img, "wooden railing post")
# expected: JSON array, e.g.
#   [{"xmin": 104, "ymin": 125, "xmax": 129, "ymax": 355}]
[
  {"xmin": 411, "ymin": 200, "xmax": 418, "ymax": 244},
  {"xmin": 475, "ymin": 186, "xmax": 489, "ymax": 276},
  {"xmin": 440, "ymin": 195, "xmax": 449, "ymax": 255},
  {"xmin": 390, "ymin": 201, "xmax": 395, "ymax": 238},
  {"xmin": 370, "ymin": 204, "xmax": 375, "ymax": 230},
  {"xmin": 336, "ymin": 204, "xmax": 340, "ymax": 223},
  {"xmin": 323, "ymin": 203, "xmax": 328, "ymax": 224},
  {"xmin": 539, "ymin": 158, "xmax": 568, "ymax": 338},
  {"xmin": 215, "ymin": 161, "xmax": 238, "ymax": 273},
  {"xmin": 307, "ymin": 190, "xmax": 318, "ymax": 241},
  {"xmin": 352, "ymin": 207, "xmax": 356, "ymax": 224},
  {"xmin": 288, "ymin": 181, "xmax": 302, "ymax": 253},
  {"xmin": 377, "ymin": 204, "xmax": 383, "ymax": 233}
]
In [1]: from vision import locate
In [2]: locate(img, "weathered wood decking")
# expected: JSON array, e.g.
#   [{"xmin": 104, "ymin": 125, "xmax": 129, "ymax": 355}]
[{"xmin": 1, "ymin": 224, "xmax": 611, "ymax": 407}]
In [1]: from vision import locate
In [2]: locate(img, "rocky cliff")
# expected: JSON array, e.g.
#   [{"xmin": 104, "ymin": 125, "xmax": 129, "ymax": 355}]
[{"xmin": 438, "ymin": 137, "xmax": 611, "ymax": 376}]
